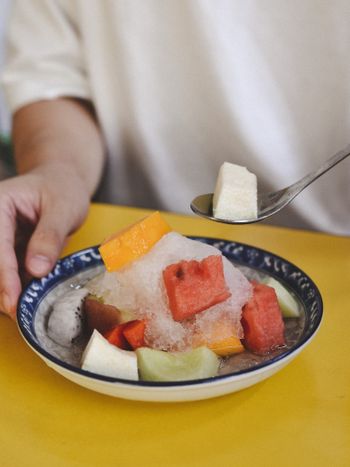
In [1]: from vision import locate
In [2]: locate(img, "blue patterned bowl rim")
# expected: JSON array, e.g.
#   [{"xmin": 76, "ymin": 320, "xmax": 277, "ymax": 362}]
[{"xmin": 17, "ymin": 236, "xmax": 323, "ymax": 387}]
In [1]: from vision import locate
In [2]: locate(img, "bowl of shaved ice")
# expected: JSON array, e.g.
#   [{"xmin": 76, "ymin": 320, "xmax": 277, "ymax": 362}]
[{"xmin": 17, "ymin": 212, "xmax": 323, "ymax": 402}]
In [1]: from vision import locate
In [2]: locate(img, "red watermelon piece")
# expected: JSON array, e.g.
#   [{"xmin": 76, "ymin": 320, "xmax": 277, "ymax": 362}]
[
  {"xmin": 163, "ymin": 255, "xmax": 231, "ymax": 321},
  {"xmin": 241, "ymin": 282, "xmax": 285, "ymax": 355},
  {"xmin": 103, "ymin": 322, "xmax": 131, "ymax": 350},
  {"xmin": 103, "ymin": 319, "xmax": 146, "ymax": 350},
  {"xmin": 122, "ymin": 320, "xmax": 146, "ymax": 349}
]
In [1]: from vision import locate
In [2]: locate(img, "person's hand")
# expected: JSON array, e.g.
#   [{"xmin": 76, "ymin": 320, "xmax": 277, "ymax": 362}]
[
  {"xmin": 0, "ymin": 98, "xmax": 105, "ymax": 320},
  {"xmin": 0, "ymin": 164, "xmax": 90, "ymax": 319}
]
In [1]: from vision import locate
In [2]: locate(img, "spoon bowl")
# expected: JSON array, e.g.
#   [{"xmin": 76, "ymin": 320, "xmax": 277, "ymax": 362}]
[{"xmin": 191, "ymin": 145, "xmax": 350, "ymax": 224}]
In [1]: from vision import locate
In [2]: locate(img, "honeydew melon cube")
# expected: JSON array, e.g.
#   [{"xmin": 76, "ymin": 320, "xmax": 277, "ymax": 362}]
[
  {"xmin": 81, "ymin": 330, "xmax": 138, "ymax": 380},
  {"xmin": 136, "ymin": 346, "xmax": 220, "ymax": 382},
  {"xmin": 264, "ymin": 277, "xmax": 301, "ymax": 318},
  {"xmin": 213, "ymin": 162, "xmax": 258, "ymax": 221}
]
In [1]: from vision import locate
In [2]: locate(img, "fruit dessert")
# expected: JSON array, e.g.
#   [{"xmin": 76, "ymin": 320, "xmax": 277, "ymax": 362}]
[{"xmin": 47, "ymin": 212, "xmax": 300, "ymax": 382}]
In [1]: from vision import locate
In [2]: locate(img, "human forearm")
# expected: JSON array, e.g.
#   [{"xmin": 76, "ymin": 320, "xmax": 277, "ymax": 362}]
[{"xmin": 12, "ymin": 98, "xmax": 105, "ymax": 196}]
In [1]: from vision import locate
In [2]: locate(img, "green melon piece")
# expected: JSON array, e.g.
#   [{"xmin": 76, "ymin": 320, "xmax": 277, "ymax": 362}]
[
  {"xmin": 264, "ymin": 277, "xmax": 300, "ymax": 318},
  {"xmin": 136, "ymin": 346, "xmax": 220, "ymax": 382}
]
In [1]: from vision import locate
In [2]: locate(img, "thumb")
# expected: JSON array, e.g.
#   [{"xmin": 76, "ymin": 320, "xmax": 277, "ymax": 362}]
[{"xmin": 25, "ymin": 210, "xmax": 70, "ymax": 277}]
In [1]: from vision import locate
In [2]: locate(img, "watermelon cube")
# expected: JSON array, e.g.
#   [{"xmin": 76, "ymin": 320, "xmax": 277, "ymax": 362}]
[
  {"xmin": 103, "ymin": 322, "xmax": 131, "ymax": 350},
  {"xmin": 104, "ymin": 320, "xmax": 146, "ymax": 350},
  {"xmin": 163, "ymin": 255, "xmax": 231, "ymax": 321},
  {"xmin": 241, "ymin": 282, "xmax": 285, "ymax": 355}
]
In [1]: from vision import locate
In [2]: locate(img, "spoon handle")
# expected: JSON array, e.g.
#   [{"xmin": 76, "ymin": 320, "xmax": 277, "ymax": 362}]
[{"xmin": 296, "ymin": 144, "xmax": 350, "ymax": 191}]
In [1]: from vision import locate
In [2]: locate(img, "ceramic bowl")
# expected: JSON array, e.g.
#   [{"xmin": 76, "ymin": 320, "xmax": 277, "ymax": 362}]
[{"xmin": 17, "ymin": 237, "xmax": 323, "ymax": 402}]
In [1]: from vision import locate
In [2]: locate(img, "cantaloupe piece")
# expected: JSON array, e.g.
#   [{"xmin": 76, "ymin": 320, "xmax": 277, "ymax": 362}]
[
  {"xmin": 98, "ymin": 211, "xmax": 172, "ymax": 271},
  {"xmin": 192, "ymin": 320, "xmax": 244, "ymax": 357},
  {"xmin": 207, "ymin": 336, "xmax": 244, "ymax": 357}
]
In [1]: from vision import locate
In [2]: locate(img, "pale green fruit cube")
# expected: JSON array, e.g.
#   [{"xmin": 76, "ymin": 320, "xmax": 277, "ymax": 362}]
[
  {"xmin": 264, "ymin": 277, "xmax": 301, "ymax": 318},
  {"xmin": 136, "ymin": 346, "xmax": 220, "ymax": 382}
]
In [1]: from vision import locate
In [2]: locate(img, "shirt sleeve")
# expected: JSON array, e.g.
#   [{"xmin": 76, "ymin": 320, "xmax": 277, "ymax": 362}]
[{"xmin": 1, "ymin": 0, "xmax": 91, "ymax": 113}]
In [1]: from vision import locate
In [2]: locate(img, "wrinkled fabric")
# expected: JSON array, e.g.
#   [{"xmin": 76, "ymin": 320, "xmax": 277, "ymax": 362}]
[{"xmin": 2, "ymin": 0, "xmax": 350, "ymax": 234}]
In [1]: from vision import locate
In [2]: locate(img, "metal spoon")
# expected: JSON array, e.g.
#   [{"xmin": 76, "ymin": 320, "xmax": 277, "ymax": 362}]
[{"xmin": 191, "ymin": 144, "xmax": 350, "ymax": 224}]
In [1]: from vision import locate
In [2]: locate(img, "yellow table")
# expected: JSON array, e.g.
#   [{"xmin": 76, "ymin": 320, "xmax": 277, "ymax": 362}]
[{"xmin": 0, "ymin": 203, "xmax": 349, "ymax": 467}]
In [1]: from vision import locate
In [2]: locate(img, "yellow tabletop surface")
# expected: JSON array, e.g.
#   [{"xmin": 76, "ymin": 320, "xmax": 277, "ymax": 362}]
[{"xmin": 0, "ymin": 203, "xmax": 349, "ymax": 467}]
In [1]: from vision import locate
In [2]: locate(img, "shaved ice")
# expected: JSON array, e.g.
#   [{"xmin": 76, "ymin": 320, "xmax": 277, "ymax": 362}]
[{"xmin": 87, "ymin": 233, "xmax": 252, "ymax": 351}]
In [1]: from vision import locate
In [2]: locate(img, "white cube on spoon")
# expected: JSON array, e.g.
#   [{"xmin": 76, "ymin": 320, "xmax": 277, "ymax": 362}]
[{"xmin": 212, "ymin": 162, "xmax": 258, "ymax": 221}]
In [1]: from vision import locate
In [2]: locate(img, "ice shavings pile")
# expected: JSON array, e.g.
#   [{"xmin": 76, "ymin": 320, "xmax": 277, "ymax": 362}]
[{"xmin": 87, "ymin": 232, "xmax": 252, "ymax": 352}]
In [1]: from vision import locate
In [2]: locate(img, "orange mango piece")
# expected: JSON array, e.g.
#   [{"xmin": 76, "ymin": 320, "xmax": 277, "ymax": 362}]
[
  {"xmin": 99, "ymin": 211, "xmax": 172, "ymax": 271},
  {"xmin": 207, "ymin": 336, "xmax": 244, "ymax": 357},
  {"xmin": 193, "ymin": 320, "xmax": 244, "ymax": 357}
]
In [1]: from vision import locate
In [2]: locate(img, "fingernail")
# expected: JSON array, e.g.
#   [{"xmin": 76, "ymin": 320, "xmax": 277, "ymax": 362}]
[
  {"xmin": 2, "ymin": 293, "xmax": 13, "ymax": 315},
  {"xmin": 29, "ymin": 255, "xmax": 51, "ymax": 276}
]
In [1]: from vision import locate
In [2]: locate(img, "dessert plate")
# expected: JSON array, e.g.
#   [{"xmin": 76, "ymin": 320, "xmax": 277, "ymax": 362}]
[{"xmin": 17, "ymin": 237, "xmax": 323, "ymax": 402}]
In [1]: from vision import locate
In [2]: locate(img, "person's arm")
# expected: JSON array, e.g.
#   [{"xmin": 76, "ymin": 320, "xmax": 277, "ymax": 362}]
[{"xmin": 0, "ymin": 98, "xmax": 105, "ymax": 318}]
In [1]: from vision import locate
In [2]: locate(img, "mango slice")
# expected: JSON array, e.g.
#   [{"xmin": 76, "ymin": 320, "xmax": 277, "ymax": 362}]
[
  {"xmin": 98, "ymin": 211, "xmax": 171, "ymax": 271},
  {"xmin": 192, "ymin": 320, "xmax": 244, "ymax": 357},
  {"xmin": 207, "ymin": 336, "xmax": 244, "ymax": 357}
]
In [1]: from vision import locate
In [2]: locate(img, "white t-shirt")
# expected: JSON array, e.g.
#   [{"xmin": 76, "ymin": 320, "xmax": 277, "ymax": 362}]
[{"xmin": 2, "ymin": 0, "xmax": 350, "ymax": 235}]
